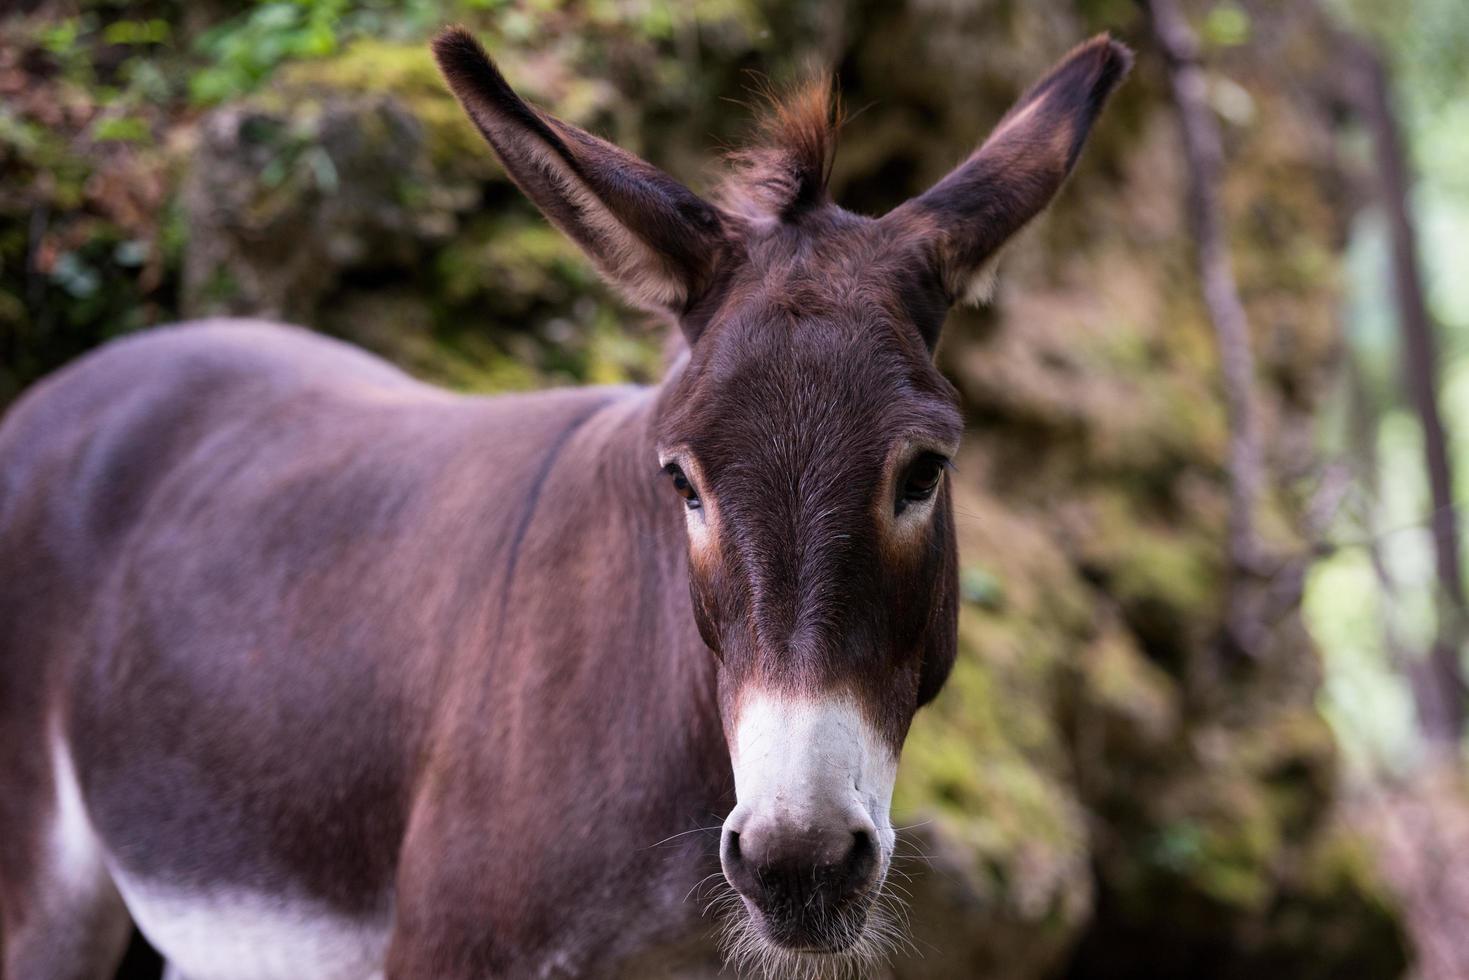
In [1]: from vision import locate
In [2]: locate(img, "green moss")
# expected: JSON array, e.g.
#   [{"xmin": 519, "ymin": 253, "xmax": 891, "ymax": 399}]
[
  {"xmin": 1262, "ymin": 824, "xmax": 1411, "ymax": 978},
  {"xmin": 582, "ymin": 316, "xmax": 663, "ymax": 386},
  {"xmin": 1079, "ymin": 622, "xmax": 1180, "ymax": 747},
  {"xmin": 896, "ymin": 621, "xmax": 1089, "ymax": 933},
  {"xmin": 1242, "ymin": 708, "xmax": 1338, "ymax": 838},
  {"xmin": 423, "ymin": 340, "xmax": 542, "ymax": 392},
  {"xmin": 272, "ymin": 39, "xmax": 493, "ymax": 173},
  {"xmin": 1111, "ymin": 528, "xmax": 1217, "ymax": 618},
  {"xmin": 1106, "ymin": 787, "xmax": 1272, "ymax": 925},
  {"xmin": 1193, "ymin": 808, "xmax": 1278, "ymax": 910},
  {"xmin": 1075, "ymin": 489, "xmax": 1222, "ymax": 672},
  {"xmin": 436, "ymin": 215, "xmax": 590, "ymax": 311},
  {"xmin": 1300, "ymin": 823, "xmax": 1384, "ymax": 898}
]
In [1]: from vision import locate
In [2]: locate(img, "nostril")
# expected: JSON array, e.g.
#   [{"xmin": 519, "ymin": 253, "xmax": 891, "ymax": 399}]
[
  {"xmin": 721, "ymin": 827, "xmax": 764, "ymax": 900},
  {"xmin": 842, "ymin": 827, "xmax": 878, "ymax": 893},
  {"xmin": 723, "ymin": 817, "xmax": 882, "ymax": 910}
]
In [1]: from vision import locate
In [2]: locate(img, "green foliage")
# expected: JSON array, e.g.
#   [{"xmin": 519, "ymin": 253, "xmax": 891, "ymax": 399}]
[
  {"xmin": 184, "ymin": 0, "xmax": 522, "ymax": 106},
  {"xmin": 39, "ymin": 17, "xmax": 83, "ymax": 55},
  {"xmin": 102, "ymin": 18, "xmax": 173, "ymax": 46},
  {"xmin": 271, "ymin": 38, "xmax": 490, "ymax": 168},
  {"xmin": 91, "ymin": 114, "xmax": 152, "ymax": 144},
  {"xmin": 1202, "ymin": 1, "xmax": 1252, "ymax": 47},
  {"xmin": 190, "ymin": 1, "xmax": 346, "ymax": 104}
]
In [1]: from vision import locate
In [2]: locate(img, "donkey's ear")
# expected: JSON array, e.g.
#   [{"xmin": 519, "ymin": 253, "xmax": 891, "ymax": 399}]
[
  {"xmin": 432, "ymin": 27, "xmax": 727, "ymax": 323},
  {"xmin": 886, "ymin": 35, "xmax": 1132, "ymax": 312}
]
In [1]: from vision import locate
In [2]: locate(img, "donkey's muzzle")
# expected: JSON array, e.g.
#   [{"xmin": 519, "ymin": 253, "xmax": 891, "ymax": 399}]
[{"xmin": 720, "ymin": 817, "xmax": 880, "ymax": 949}]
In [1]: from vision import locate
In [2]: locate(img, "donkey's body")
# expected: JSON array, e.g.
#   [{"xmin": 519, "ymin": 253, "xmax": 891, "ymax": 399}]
[
  {"xmin": 0, "ymin": 26, "xmax": 1129, "ymax": 979},
  {"xmin": 0, "ymin": 321, "xmax": 723, "ymax": 976}
]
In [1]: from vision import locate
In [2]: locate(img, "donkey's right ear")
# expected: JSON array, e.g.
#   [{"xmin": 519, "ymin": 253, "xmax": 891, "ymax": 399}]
[{"xmin": 432, "ymin": 28, "xmax": 728, "ymax": 330}]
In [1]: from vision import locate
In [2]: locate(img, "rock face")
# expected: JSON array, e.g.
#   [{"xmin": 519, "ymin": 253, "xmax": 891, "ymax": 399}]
[{"xmin": 0, "ymin": 0, "xmax": 1409, "ymax": 976}]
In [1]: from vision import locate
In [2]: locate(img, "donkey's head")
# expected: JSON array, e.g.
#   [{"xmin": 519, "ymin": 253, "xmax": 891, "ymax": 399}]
[{"xmin": 434, "ymin": 27, "xmax": 1129, "ymax": 968}]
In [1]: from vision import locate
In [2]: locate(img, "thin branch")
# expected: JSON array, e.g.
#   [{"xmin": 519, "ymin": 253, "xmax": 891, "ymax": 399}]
[{"xmin": 1143, "ymin": 0, "xmax": 1267, "ymax": 659}]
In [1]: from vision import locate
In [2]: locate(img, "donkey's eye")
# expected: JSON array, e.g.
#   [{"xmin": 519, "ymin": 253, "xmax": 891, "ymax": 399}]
[
  {"xmin": 664, "ymin": 463, "xmax": 701, "ymax": 510},
  {"xmin": 899, "ymin": 454, "xmax": 948, "ymax": 511}
]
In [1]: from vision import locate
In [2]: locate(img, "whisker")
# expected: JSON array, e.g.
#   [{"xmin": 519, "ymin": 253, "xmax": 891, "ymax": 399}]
[
  {"xmin": 640, "ymin": 824, "xmax": 725, "ymax": 850},
  {"xmin": 890, "ymin": 817, "xmax": 935, "ymax": 833},
  {"xmin": 684, "ymin": 870, "xmax": 727, "ymax": 903}
]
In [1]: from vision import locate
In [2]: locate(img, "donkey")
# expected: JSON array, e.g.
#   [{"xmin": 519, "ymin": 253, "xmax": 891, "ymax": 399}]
[{"xmin": 0, "ymin": 27, "xmax": 1129, "ymax": 979}]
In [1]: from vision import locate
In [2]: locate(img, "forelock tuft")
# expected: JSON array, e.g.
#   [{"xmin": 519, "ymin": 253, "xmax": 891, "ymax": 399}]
[{"xmin": 719, "ymin": 73, "xmax": 841, "ymax": 224}]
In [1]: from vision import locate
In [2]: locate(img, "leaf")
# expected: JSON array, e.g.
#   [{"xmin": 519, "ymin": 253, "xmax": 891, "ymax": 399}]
[
  {"xmin": 1202, "ymin": 2, "xmax": 1251, "ymax": 48},
  {"xmin": 92, "ymin": 116, "xmax": 151, "ymax": 145}
]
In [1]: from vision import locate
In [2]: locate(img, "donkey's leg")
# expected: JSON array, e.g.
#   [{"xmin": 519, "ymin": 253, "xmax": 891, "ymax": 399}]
[
  {"xmin": 0, "ymin": 734, "xmax": 132, "ymax": 980},
  {"xmin": 384, "ymin": 809, "xmax": 509, "ymax": 979},
  {"xmin": 385, "ymin": 803, "xmax": 616, "ymax": 980},
  {"xmin": 2, "ymin": 894, "xmax": 131, "ymax": 980}
]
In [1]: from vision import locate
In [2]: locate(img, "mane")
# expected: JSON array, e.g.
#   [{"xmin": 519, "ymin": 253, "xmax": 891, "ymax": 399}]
[{"xmin": 718, "ymin": 73, "xmax": 843, "ymax": 224}]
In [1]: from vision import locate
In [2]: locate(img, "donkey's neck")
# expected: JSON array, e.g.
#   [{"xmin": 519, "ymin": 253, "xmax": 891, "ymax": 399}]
[{"xmin": 455, "ymin": 379, "xmax": 729, "ymax": 813}]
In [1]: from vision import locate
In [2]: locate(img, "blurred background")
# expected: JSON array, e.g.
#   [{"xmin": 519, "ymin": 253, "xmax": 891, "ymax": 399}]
[{"xmin": 2, "ymin": 0, "xmax": 1468, "ymax": 977}]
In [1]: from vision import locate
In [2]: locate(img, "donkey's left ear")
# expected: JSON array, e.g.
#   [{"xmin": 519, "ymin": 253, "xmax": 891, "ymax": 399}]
[
  {"xmin": 433, "ymin": 27, "xmax": 727, "ymax": 323},
  {"xmin": 885, "ymin": 35, "xmax": 1132, "ymax": 312}
]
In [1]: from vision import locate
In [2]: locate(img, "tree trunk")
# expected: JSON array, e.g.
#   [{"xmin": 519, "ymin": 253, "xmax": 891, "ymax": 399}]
[{"xmin": 1350, "ymin": 39, "xmax": 1466, "ymax": 745}]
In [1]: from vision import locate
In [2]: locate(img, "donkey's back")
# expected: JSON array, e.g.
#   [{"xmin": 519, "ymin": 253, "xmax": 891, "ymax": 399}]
[
  {"xmin": 0, "ymin": 317, "xmax": 598, "ymax": 633},
  {"xmin": 0, "ymin": 319, "xmax": 626, "ymax": 978},
  {"xmin": 1, "ymin": 320, "xmax": 422, "ymax": 577}
]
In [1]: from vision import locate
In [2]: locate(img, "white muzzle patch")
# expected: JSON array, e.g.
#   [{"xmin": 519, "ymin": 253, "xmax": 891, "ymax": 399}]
[{"xmin": 724, "ymin": 690, "xmax": 898, "ymax": 862}]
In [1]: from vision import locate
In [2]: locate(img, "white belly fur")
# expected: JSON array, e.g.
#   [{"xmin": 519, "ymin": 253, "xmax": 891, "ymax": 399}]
[
  {"xmin": 51, "ymin": 728, "xmax": 390, "ymax": 980},
  {"xmin": 110, "ymin": 875, "xmax": 391, "ymax": 980}
]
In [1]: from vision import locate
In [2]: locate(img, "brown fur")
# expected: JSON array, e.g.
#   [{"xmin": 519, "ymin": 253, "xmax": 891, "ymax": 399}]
[
  {"xmin": 719, "ymin": 74, "xmax": 843, "ymax": 222},
  {"xmin": 0, "ymin": 28, "xmax": 1129, "ymax": 978}
]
